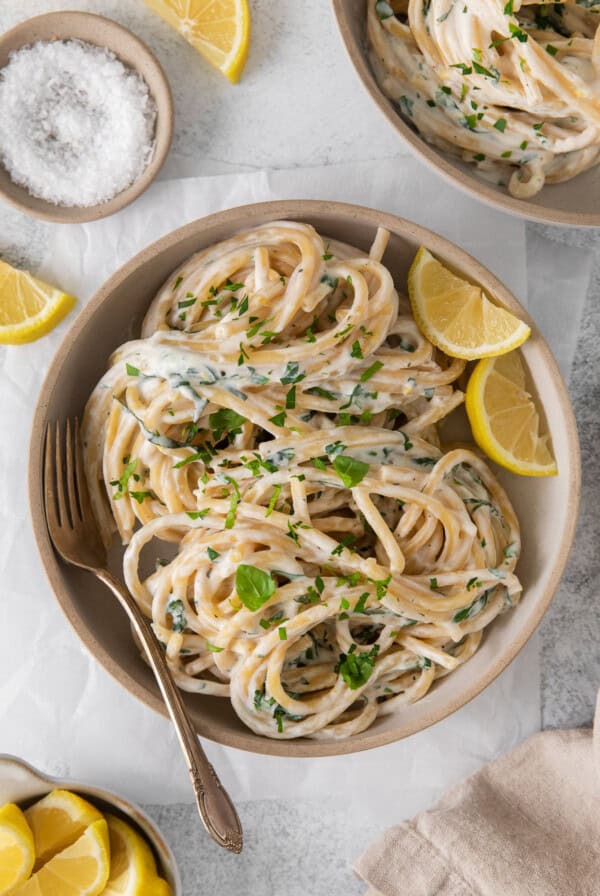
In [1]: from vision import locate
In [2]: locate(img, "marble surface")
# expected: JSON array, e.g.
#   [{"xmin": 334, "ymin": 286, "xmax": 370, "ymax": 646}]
[{"xmin": 1, "ymin": 1, "xmax": 599, "ymax": 894}]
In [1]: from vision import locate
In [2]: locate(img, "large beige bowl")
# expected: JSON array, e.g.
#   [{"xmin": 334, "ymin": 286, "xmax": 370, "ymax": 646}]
[
  {"xmin": 0, "ymin": 12, "xmax": 173, "ymax": 223},
  {"xmin": 0, "ymin": 755, "xmax": 181, "ymax": 893},
  {"xmin": 28, "ymin": 200, "xmax": 580, "ymax": 757},
  {"xmin": 333, "ymin": 0, "xmax": 600, "ymax": 227}
]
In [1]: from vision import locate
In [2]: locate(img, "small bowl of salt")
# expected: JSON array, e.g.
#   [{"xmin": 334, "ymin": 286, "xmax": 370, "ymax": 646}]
[{"xmin": 0, "ymin": 11, "xmax": 174, "ymax": 223}]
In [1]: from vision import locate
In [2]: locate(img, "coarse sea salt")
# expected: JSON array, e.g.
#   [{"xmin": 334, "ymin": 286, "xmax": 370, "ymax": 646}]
[{"xmin": 0, "ymin": 39, "xmax": 157, "ymax": 208}]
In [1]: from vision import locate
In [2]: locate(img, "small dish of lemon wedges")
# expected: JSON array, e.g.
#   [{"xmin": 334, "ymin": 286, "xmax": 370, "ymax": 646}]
[
  {"xmin": 0, "ymin": 790, "xmax": 171, "ymax": 896},
  {"xmin": 408, "ymin": 247, "xmax": 557, "ymax": 477}
]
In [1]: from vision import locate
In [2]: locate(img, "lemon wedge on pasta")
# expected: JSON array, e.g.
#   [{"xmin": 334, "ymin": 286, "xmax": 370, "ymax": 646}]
[
  {"xmin": 408, "ymin": 247, "xmax": 530, "ymax": 359},
  {"xmin": 466, "ymin": 351, "xmax": 557, "ymax": 477}
]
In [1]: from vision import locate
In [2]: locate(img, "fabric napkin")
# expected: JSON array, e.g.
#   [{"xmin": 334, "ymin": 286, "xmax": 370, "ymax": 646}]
[
  {"xmin": 0, "ymin": 158, "xmax": 592, "ymax": 809},
  {"xmin": 355, "ymin": 693, "xmax": 600, "ymax": 896}
]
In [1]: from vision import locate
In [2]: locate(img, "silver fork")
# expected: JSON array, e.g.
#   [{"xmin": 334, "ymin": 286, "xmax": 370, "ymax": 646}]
[{"xmin": 43, "ymin": 418, "xmax": 243, "ymax": 853}]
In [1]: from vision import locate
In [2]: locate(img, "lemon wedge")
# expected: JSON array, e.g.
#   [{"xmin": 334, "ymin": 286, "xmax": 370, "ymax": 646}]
[
  {"xmin": 144, "ymin": 0, "xmax": 250, "ymax": 83},
  {"xmin": 25, "ymin": 789, "xmax": 103, "ymax": 869},
  {"xmin": 103, "ymin": 814, "xmax": 171, "ymax": 896},
  {"xmin": 9, "ymin": 818, "xmax": 110, "ymax": 896},
  {"xmin": 0, "ymin": 803, "xmax": 35, "ymax": 894},
  {"xmin": 0, "ymin": 259, "xmax": 76, "ymax": 345},
  {"xmin": 466, "ymin": 351, "xmax": 557, "ymax": 476},
  {"xmin": 407, "ymin": 247, "xmax": 530, "ymax": 359}
]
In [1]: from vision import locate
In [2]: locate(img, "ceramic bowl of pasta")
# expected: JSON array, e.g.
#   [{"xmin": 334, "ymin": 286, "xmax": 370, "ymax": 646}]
[
  {"xmin": 29, "ymin": 200, "xmax": 579, "ymax": 756},
  {"xmin": 333, "ymin": 0, "xmax": 600, "ymax": 226}
]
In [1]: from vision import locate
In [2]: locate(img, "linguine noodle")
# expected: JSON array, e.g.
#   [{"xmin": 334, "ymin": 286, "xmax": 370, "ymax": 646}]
[{"xmin": 83, "ymin": 220, "xmax": 522, "ymax": 740}]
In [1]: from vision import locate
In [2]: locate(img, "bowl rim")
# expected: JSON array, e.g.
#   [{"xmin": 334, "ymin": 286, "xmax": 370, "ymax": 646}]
[
  {"xmin": 0, "ymin": 753, "xmax": 182, "ymax": 893},
  {"xmin": 0, "ymin": 10, "xmax": 174, "ymax": 224},
  {"xmin": 28, "ymin": 198, "xmax": 581, "ymax": 757},
  {"xmin": 331, "ymin": 0, "xmax": 600, "ymax": 228}
]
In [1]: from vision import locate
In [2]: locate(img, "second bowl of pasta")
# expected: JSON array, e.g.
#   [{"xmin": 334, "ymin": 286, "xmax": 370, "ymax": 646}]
[
  {"xmin": 29, "ymin": 200, "xmax": 579, "ymax": 756},
  {"xmin": 334, "ymin": 0, "xmax": 600, "ymax": 227}
]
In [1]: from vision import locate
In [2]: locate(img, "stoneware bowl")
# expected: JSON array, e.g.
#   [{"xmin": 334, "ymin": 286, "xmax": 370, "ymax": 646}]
[
  {"xmin": 0, "ymin": 11, "xmax": 173, "ymax": 224},
  {"xmin": 28, "ymin": 199, "xmax": 580, "ymax": 758},
  {"xmin": 0, "ymin": 754, "xmax": 181, "ymax": 893},
  {"xmin": 332, "ymin": 0, "xmax": 600, "ymax": 227}
]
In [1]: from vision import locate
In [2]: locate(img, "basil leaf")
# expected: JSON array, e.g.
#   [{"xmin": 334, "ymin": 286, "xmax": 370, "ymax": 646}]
[
  {"xmin": 209, "ymin": 408, "xmax": 246, "ymax": 441},
  {"xmin": 332, "ymin": 455, "xmax": 369, "ymax": 488},
  {"xmin": 236, "ymin": 564, "xmax": 276, "ymax": 611}
]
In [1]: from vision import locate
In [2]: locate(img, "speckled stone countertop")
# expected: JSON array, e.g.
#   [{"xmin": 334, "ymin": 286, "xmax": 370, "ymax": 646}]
[{"xmin": 1, "ymin": 2, "xmax": 599, "ymax": 894}]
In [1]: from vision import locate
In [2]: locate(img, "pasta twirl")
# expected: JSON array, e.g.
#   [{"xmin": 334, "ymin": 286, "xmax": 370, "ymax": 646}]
[
  {"xmin": 83, "ymin": 220, "xmax": 522, "ymax": 740},
  {"xmin": 369, "ymin": 0, "xmax": 600, "ymax": 198}
]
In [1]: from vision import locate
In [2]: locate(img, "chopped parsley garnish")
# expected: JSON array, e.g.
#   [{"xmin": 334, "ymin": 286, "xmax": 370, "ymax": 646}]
[
  {"xmin": 336, "ymin": 644, "xmax": 379, "ymax": 690},
  {"xmin": 235, "ymin": 564, "xmax": 276, "ymax": 611},
  {"xmin": 186, "ymin": 509, "xmax": 210, "ymax": 520},
  {"xmin": 224, "ymin": 476, "xmax": 241, "ymax": 529},
  {"xmin": 354, "ymin": 592, "xmax": 369, "ymax": 614},
  {"xmin": 331, "ymin": 535, "xmax": 356, "ymax": 557},
  {"xmin": 280, "ymin": 361, "xmax": 306, "ymax": 385},
  {"xmin": 285, "ymin": 386, "xmax": 296, "ymax": 409},
  {"xmin": 269, "ymin": 410, "xmax": 287, "ymax": 427},
  {"xmin": 129, "ymin": 490, "xmax": 155, "ymax": 504},
  {"xmin": 350, "ymin": 340, "xmax": 364, "ymax": 359},
  {"xmin": 509, "ymin": 22, "xmax": 528, "ymax": 43},
  {"xmin": 265, "ymin": 484, "xmax": 282, "ymax": 517},
  {"xmin": 278, "ymin": 626, "xmax": 287, "ymax": 641},
  {"xmin": 453, "ymin": 592, "xmax": 489, "ymax": 623},
  {"xmin": 167, "ymin": 598, "xmax": 186, "ymax": 633},
  {"xmin": 111, "ymin": 457, "xmax": 138, "ymax": 500},
  {"xmin": 360, "ymin": 360, "xmax": 383, "ymax": 382},
  {"xmin": 207, "ymin": 547, "xmax": 220, "ymax": 561},
  {"xmin": 206, "ymin": 642, "xmax": 224, "ymax": 652},
  {"xmin": 125, "ymin": 363, "xmax": 140, "ymax": 376},
  {"xmin": 451, "ymin": 63, "xmax": 472, "ymax": 75},
  {"xmin": 494, "ymin": 118, "xmax": 507, "ymax": 132}
]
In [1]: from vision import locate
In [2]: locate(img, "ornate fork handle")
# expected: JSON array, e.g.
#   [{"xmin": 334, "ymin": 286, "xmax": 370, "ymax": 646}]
[{"xmin": 96, "ymin": 568, "xmax": 243, "ymax": 853}]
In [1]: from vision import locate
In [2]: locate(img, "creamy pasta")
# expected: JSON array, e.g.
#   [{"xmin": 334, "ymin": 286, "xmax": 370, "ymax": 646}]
[
  {"xmin": 82, "ymin": 221, "xmax": 522, "ymax": 740},
  {"xmin": 368, "ymin": 0, "xmax": 600, "ymax": 198}
]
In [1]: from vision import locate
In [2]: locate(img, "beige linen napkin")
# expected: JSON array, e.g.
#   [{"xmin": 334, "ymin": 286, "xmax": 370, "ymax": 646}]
[{"xmin": 355, "ymin": 693, "xmax": 600, "ymax": 896}]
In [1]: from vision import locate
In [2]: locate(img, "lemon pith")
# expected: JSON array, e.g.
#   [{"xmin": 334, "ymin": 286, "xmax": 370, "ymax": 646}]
[
  {"xmin": 0, "ymin": 259, "xmax": 76, "ymax": 344},
  {"xmin": 466, "ymin": 352, "xmax": 557, "ymax": 477},
  {"xmin": 408, "ymin": 246, "xmax": 530, "ymax": 359},
  {"xmin": 0, "ymin": 803, "xmax": 35, "ymax": 894},
  {"xmin": 143, "ymin": 0, "xmax": 250, "ymax": 83}
]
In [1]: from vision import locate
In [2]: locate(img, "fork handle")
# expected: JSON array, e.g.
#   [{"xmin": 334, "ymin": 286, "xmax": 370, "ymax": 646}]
[{"xmin": 96, "ymin": 569, "xmax": 243, "ymax": 853}]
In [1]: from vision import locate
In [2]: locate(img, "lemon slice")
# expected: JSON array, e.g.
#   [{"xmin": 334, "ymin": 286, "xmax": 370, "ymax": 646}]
[
  {"xmin": 9, "ymin": 818, "xmax": 110, "ymax": 896},
  {"xmin": 25, "ymin": 789, "xmax": 103, "ymax": 869},
  {"xmin": 466, "ymin": 351, "xmax": 557, "ymax": 476},
  {"xmin": 0, "ymin": 259, "xmax": 76, "ymax": 345},
  {"xmin": 0, "ymin": 803, "xmax": 35, "ymax": 894},
  {"xmin": 103, "ymin": 815, "xmax": 171, "ymax": 896},
  {"xmin": 144, "ymin": 0, "xmax": 250, "ymax": 83},
  {"xmin": 407, "ymin": 247, "xmax": 530, "ymax": 359}
]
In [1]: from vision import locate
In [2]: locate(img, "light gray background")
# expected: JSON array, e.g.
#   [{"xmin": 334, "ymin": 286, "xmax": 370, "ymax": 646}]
[{"xmin": 0, "ymin": 2, "xmax": 598, "ymax": 894}]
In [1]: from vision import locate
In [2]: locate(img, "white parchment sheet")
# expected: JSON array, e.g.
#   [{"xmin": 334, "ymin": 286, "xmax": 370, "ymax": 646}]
[{"xmin": 0, "ymin": 159, "xmax": 590, "ymax": 817}]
